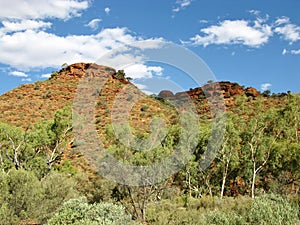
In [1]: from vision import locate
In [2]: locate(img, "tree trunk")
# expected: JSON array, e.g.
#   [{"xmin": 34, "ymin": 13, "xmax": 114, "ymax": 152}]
[
  {"xmin": 251, "ymin": 166, "xmax": 256, "ymax": 199},
  {"xmin": 220, "ymin": 159, "xmax": 229, "ymax": 199},
  {"xmin": 220, "ymin": 174, "xmax": 226, "ymax": 199},
  {"xmin": 187, "ymin": 169, "xmax": 192, "ymax": 197}
]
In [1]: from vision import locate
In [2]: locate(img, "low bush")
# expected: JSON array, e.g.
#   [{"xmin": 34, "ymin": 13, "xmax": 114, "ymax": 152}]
[{"xmin": 47, "ymin": 197, "xmax": 141, "ymax": 225}]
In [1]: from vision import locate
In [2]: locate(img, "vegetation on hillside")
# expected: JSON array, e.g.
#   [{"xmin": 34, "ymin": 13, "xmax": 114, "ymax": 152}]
[{"xmin": 0, "ymin": 64, "xmax": 299, "ymax": 224}]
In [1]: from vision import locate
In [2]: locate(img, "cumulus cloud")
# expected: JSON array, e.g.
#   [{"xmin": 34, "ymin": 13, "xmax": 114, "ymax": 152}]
[
  {"xmin": 291, "ymin": 49, "xmax": 300, "ymax": 55},
  {"xmin": 0, "ymin": 0, "xmax": 89, "ymax": 20},
  {"xmin": 186, "ymin": 19, "xmax": 272, "ymax": 47},
  {"xmin": 10, "ymin": 71, "xmax": 28, "ymax": 77},
  {"xmin": 104, "ymin": 7, "xmax": 111, "ymax": 15},
  {"xmin": 275, "ymin": 16, "xmax": 290, "ymax": 26},
  {"xmin": 172, "ymin": 0, "xmax": 192, "ymax": 13},
  {"xmin": 261, "ymin": 83, "xmax": 272, "ymax": 91},
  {"xmin": 274, "ymin": 23, "xmax": 300, "ymax": 43},
  {"xmin": 281, "ymin": 48, "xmax": 300, "ymax": 55},
  {"xmin": 40, "ymin": 73, "xmax": 51, "ymax": 78},
  {"xmin": 199, "ymin": 20, "xmax": 209, "ymax": 24},
  {"xmin": 248, "ymin": 10, "xmax": 261, "ymax": 16},
  {"xmin": 0, "ymin": 26, "xmax": 164, "ymax": 71},
  {"xmin": 124, "ymin": 64, "xmax": 163, "ymax": 79},
  {"xmin": 22, "ymin": 78, "xmax": 32, "ymax": 82},
  {"xmin": 0, "ymin": 1, "xmax": 167, "ymax": 83},
  {"xmin": 85, "ymin": 18, "xmax": 102, "ymax": 30},
  {"xmin": 282, "ymin": 48, "xmax": 288, "ymax": 55},
  {"xmin": 0, "ymin": 20, "xmax": 51, "ymax": 34}
]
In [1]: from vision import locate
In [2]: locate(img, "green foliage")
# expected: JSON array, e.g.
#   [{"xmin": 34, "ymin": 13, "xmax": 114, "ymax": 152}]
[
  {"xmin": 147, "ymin": 195, "xmax": 299, "ymax": 225},
  {"xmin": 47, "ymin": 197, "xmax": 140, "ymax": 225},
  {"xmin": 203, "ymin": 211, "xmax": 246, "ymax": 225},
  {"xmin": 0, "ymin": 81, "xmax": 300, "ymax": 224},
  {"xmin": 115, "ymin": 70, "xmax": 126, "ymax": 81},
  {"xmin": 40, "ymin": 172, "xmax": 78, "ymax": 221},
  {"xmin": 0, "ymin": 169, "xmax": 78, "ymax": 224},
  {"xmin": 0, "ymin": 169, "xmax": 43, "ymax": 224},
  {"xmin": 247, "ymin": 194, "xmax": 299, "ymax": 225}
]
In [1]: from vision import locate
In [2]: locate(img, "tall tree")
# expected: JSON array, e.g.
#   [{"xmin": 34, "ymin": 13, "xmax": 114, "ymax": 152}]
[
  {"xmin": 240, "ymin": 101, "xmax": 282, "ymax": 198},
  {"xmin": 216, "ymin": 113, "xmax": 241, "ymax": 198}
]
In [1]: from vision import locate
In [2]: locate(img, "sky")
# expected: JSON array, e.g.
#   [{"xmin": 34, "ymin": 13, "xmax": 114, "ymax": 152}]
[{"xmin": 0, "ymin": 0, "xmax": 299, "ymax": 95}]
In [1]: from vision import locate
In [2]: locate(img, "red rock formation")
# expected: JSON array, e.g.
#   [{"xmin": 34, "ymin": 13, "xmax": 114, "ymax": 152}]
[
  {"xmin": 245, "ymin": 87, "xmax": 260, "ymax": 97},
  {"xmin": 158, "ymin": 90, "xmax": 175, "ymax": 99}
]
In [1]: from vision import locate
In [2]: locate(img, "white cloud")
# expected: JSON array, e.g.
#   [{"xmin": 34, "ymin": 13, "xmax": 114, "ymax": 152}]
[
  {"xmin": 172, "ymin": 0, "xmax": 192, "ymax": 13},
  {"xmin": 22, "ymin": 78, "xmax": 32, "ymax": 82},
  {"xmin": 131, "ymin": 83, "xmax": 153, "ymax": 95},
  {"xmin": 1, "ymin": 20, "xmax": 51, "ymax": 33},
  {"xmin": 85, "ymin": 18, "xmax": 102, "ymax": 30},
  {"xmin": 275, "ymin": 23, "xmax": 300, "ymax": 43},
  {"xmin": 275, "ymin": 16, "xmax": 290, "ymax": 26},
  {"xmin": 0, "ymin": 0, "xmax": 89, "ymax": 20},
  {"xmin": 134, "ymin": 83, "xmax": 148, "ymax": 90},
  {"xmin": 281, "ymin": 48, "xmax": 300, "ymax": 55},
  {"xmin": 249, "ymin": 10, "xmax": 261, "ymax": 16},
  {"xmin": 187, "ymin": 19, "xmax": 272, "ymax": 47},
  {"xmin": 41, "ymin": 73, "xmax": 51, "ymax": 78},
  {"xmin": 291, "ymin": 49, "xmax": 300, "ymax": 55},
  {"xmin": 282, "ymin": 48, "xmax": 288, "ymax": 55},
  {"xmin": 261, "ymin": 83, "xmax": 272, "ymax": 91},
  {"xmin": 124, "ymin": 64, "xmax": 163, "ymax": 79},
  {"xmin": 10, "ymin": 71, "xmax": 28, "ymax": 77},
  {"xmin": 104, "ymin": 7, "xmax": 111, "ymax": 15},
  {"xmin": 0, "ymin": 27, "xmax": 163, "ymax": 72},
  {"xmin": 199, "ymin": 20, "xmax": 209, "ymax": 24}
]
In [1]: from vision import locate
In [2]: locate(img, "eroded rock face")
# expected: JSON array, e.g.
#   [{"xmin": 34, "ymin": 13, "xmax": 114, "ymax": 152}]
[
  {"xmin": 245, "ymin": 87, "xmax": 260, "ymax": 97},
  {"xmin": 186, "ymin": 81, "xmax": 260, "ymax": 99},
  {"xmin": 158, "ymin": 81, "xmax": 260, "ymax": 112},
  {"xmin": 51, "ymin": 63, "xmax": 116, "ymax": 80},
  {"xmin": 158, "ymin": 90, "xmax": 175, "ymax": 99}
]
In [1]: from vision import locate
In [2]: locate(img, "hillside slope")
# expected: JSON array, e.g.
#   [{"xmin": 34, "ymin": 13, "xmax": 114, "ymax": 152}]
[{"xmin": 0, "ymin": 62, "xmax": 288, "ymax": 130}]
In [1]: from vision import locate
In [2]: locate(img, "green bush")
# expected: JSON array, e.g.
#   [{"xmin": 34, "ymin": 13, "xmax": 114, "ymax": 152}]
[
  {"xmin": 0, "ymin": 170, "xmax": 78, "ymax": 224},
  {"xmin": 203, "ymin": 211, "xmax": 245, "ymax": 225},
  {"xmin": 47, "ymin": 197, "xmax": 141, "ymax": 225},
  {"xmin": 247, "ymin": 194, "xmax": 299, "ymax": 225},
  {"xmin": 146, "ymin": 195, "xmax": 299, "ymax": 225},
  {"xmin": 0, "ymin": 169, "xmax": 43, "ymax": 224}
]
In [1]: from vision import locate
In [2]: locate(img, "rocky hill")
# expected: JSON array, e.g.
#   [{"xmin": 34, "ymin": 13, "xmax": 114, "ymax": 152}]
[
  {"xmin": 0, "ymin": 63, "xmax": 179, "ymax": 142},
  {"xmin": 0, "ymin": 62, "xmax": 287, "ymax": 131}
]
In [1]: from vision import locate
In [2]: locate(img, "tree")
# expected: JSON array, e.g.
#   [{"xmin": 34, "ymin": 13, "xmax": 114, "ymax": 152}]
[
  {"xmin": 216, "ymin": 113, "xmax": 241, "ymax": 198},
  {"xmin": 240, "ymin": 102, "xmax": 282, "ymax": 198},
  {"xmin": 29, "ymin": 107, "xmax": 73, "ymax": 173},
  {"xmin": 61, "ymin": 63, "xmax": 68, "ymax": 70},
  {"xmin": 0, "ymin": 123, "xmax": 29, "ymax": 170},
  {"xmin": 107, "ymin": 123, "xmax": 181, "ymax": 222},
  {"xmin": 115, "ymin": 70, "xmax": 126, "ymax": 81}
]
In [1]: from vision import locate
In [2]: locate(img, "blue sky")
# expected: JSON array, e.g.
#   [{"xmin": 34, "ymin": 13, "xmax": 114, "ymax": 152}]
[{"xmin": 0, "ymin": 0, "xmax": 299, "ymax": 95}]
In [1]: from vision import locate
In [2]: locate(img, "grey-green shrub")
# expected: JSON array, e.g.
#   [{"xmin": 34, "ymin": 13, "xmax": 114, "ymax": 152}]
[
  {"xmin": 47, "ymin": 197, "xmax": 141, "ymax": 225},
  {"xmin": 247, "ymin": 194, "xmax": 299, "ymax": 225},
  {"xmin": 0, "ymin": 170, "xmax": 78, "ymax": 225}
]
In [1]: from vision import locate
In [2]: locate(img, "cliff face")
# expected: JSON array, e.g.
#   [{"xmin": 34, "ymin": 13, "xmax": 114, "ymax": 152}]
[{"xmin": 159, "ymin": 81, "xmax": 260, "ymax": 108}]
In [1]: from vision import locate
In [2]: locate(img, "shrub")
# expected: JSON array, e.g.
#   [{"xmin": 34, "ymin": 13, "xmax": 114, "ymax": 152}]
[
  {"xmin": 47, "ymin": 197, "xmax": 141, "ymax": 225},
  {"xmin": 246, "ymin": 194, "xmax": 299, "ymax": 225},
  {"xmin": 0, "ymin": 169, "xmax": 43, "ymax": 224},
  {"xmin": 0, "ymin": 170, "xmax": 78, "ymax": 224}
]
